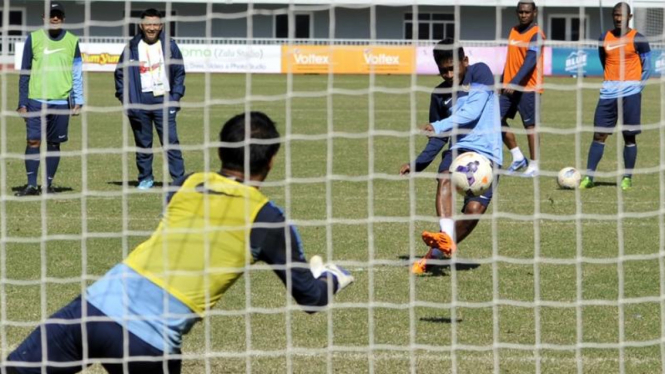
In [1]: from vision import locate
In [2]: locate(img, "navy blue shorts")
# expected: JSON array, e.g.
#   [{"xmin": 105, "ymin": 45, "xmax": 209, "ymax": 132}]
[
  {"xmin": 25, "ymin": 99, "xmax": 70, "ymax": 143},
  {"xmin": 593, "ymin": 93, "xmax": 641, "ymax": 135},
  {"xmin": 5, "ymin": 297, "xmax": 181, "ymax": 374},
  {"xmin": 500, "ymin": 92, "xmax": 539, "ymax": 127},
  {"xmin": 437, "ymin": 149, "xmax": 500, "ymax": 210}
]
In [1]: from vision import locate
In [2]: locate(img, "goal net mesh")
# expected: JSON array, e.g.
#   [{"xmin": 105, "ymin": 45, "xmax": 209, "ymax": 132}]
[{"xmin": 0, "ymin": 0, "xmax": 664, "ymax": 373}]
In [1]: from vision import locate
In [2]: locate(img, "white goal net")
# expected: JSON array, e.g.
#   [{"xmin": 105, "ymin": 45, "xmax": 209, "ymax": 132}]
[{"xmin": 1, "ymin": 0, "xmax": 664, "ymax": 373}]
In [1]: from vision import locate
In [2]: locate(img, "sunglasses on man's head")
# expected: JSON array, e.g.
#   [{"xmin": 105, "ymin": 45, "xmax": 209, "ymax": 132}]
[{"xmin": 49, "ymin": 11, "xmax": 64, "ymax": 19}]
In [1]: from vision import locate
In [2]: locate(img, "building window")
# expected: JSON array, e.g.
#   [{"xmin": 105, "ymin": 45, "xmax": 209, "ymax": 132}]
[
  {"xmin": 404, "ymin": 13, "xmax": 454, "ymax": 40},
  {"xmin": 0, "ymin": 9, "xmax": 24, "ymax": 54},
  {"xmin": 0, "ymin": 9, "xmax": 25, "ymax": 36},
  {"xmin": 275, "ymin": 13, "xmax": 312, "ymax": 38},
  {"xmin": 549, "ymin": 14, "xmax": 587, "ymax": 41},
  {"xmin": 125, "ymin": 10, "xmax": 177, "ymax": 38}
]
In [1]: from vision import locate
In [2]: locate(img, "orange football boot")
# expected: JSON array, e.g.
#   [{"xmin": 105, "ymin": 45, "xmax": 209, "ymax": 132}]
[
  {"xmin": 421, "ymin": 231, "xmax": 457, "ymax": 257},
  {"xmin": 412, "ymin": 231, "xmax": 457, "ymax": 275},
  {"xmin": 411, "ymin": 247, "xmax": 436, "ymax": 275}
]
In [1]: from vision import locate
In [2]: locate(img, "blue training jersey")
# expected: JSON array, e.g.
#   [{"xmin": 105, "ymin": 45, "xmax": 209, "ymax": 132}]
[
  {"xmin": 431, "ymin": 63, "xmax": 503, "ymax": 166},
  {"xmin": 412, "ymin": 80, "xmax": 455, "ymax": 172}
]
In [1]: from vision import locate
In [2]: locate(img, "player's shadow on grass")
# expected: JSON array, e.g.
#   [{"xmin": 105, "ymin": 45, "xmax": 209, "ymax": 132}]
[
  {"xmin": 107, "ymin": 181, "xmax": 165, "ymax": 188},
  {"xmin": 420, "ymin": 317, "xmax": 463, "ymax": 324},
  {"xmin": 10, "ymin": 185, "xmax": 73, "ymax": 193},
  {"xmin": 557, "ymin": 181, "xmax": 617, "ymax": 190},
  {"xmin": 591, "ymin": 181, "xmax": 617, "ymax": 187},
  {"xmin": 398, "ymin": 255, "xmax": 481, "ymax": 277}
]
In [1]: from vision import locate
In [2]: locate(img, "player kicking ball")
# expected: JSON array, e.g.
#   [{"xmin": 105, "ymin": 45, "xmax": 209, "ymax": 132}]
[
  {"xmin": 409, "ymin": 42, "xmax": 503, "ymax": 275},
  {"xmin": 4, "ymin": 112, "xmax": 353, "ymax": 374}
]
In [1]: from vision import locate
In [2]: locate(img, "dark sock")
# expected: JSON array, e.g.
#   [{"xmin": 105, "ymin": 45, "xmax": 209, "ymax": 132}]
[
  {"xmin": 586, "ymin": 141, "xmax": 605, "ymax": 180},
  {"xmin": 46, "ymin": 143, "xmax": 61, "ymax": 187},
  {"xmin": 623, "ymin": 144, "xmax": 637, "ymax": 178},
  {"xmin": 25, "ymin": 146, "xmax": 40, "ymax": 187}
]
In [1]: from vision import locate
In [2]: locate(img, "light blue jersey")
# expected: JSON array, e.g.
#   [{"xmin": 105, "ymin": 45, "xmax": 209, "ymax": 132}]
[
  {"xmin": 86, "ymin": 264, "xmax": 197, "ymax": 354},
  {"xmin": 431, "ymin": 63, "xmax": 503, "ymax": 166}
]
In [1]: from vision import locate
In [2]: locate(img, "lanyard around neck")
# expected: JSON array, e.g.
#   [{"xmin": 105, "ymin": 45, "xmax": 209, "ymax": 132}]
[{"xmin": 145, "ymin": 42, "xmax": 163, "ymax": 77}]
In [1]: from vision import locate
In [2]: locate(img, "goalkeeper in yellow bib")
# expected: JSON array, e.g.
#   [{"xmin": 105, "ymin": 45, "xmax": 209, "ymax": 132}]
[{"xmin": 5, "ymin": 112, "xmax": 354, "ymax": 374}]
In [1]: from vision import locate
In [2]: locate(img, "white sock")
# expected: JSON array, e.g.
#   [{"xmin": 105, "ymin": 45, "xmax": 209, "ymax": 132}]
[
  {"xmin": 510, "ymin": 147, "xmax": 525, "ymax": 162},
  {"xmin": 526, "ymin": 160, "xmax": 539, "ymax": 171},
  {"xmin": 439, "ymin": 218, "xmax": 455, "ymax": 241}
]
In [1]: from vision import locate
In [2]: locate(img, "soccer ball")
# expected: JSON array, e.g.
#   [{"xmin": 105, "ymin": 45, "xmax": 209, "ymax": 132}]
[
  {"xmin": 449, "ymin": 152, "xmax": 493, "ymax": 197},
  {"xmin": 557, "ymin": 167, "xmax": 581, "ymax": 189}
]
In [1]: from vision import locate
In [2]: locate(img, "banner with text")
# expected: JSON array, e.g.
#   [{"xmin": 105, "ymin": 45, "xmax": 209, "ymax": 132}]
[
  {"xmin": 80, "ymin": 43, "xmax": 125, "ymax": 71},
  {"xmin": 551, "ymin": 48, "xmax": 603, "ymax": 76},
  {"xmin": 15, "ymin": 43, "xmax": 282, "ymax": 73},
  {"xmin": 15, "ymin": 42, "xmax": 125, "ymax": 72},
  {"xmin": 654, "ymin": 50, "xmax": 665, "ymax": 76},
  {"xmin": 180, "ymin": 45, "xmax": 281, "ymax": 73},
  {"xmin": 416, "ymin": 46, "xmax": 552, "ymax": 76},
  {"xmin": 281, "ymin": 45, "xmax": 415, "ymax": 74},
  {"xmin": 552, "ymin": 47, "xmax": 664, "ymax": 77}
]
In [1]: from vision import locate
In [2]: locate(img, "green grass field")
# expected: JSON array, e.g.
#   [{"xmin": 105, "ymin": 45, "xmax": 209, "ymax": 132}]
[{"xmin": 0, "ymin": 72, "xmax": 664, "ymax": 373}]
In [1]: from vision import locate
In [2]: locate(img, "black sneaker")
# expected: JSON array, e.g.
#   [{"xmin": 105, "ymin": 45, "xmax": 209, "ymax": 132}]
[
  {"xmin": 43, "ymin": 185, "xmax": 58, "ymax": 194},
  {"xmin": 15, "ymin": 185, "xmax": 40, "ymax": 197}
]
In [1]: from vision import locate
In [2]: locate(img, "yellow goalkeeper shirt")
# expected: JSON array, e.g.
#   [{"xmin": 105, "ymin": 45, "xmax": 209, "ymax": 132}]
[{"xmin": 124, "ymin": 172, "xmax": 268, "ymax": 315}]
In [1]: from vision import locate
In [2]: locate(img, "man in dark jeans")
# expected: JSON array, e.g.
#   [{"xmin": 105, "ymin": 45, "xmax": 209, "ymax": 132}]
[{"xmin": 114, "ymin": 8, "xmax": 185, "ymax": 189}]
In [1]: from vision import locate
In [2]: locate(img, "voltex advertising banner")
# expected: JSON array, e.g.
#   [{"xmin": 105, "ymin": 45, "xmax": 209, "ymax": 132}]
[
  {"xmin": 416, "ymin": 46, "xmax": 552, "ymax": 76},
  {"xmin": 281, "ymin": 45, "xmax": 415, "ymax": 74}
]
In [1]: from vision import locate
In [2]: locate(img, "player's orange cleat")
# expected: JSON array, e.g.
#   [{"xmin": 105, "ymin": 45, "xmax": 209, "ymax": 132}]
[
  {"xmin": 421, "ymin": 231, "xmax": 457, "ymax": 257},
  {"xmin": 411, "ymin": 247, "xmax": 436, "ymax": 275}
]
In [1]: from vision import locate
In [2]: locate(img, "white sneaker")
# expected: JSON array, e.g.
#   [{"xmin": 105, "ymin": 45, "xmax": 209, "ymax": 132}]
[
  {"xmin": 523, "ymin": 166, "xmax": 539, "ymax": 177},
  {"xmin": 137, "ymin": 179, "xmax": 154, "ymax": 190}
]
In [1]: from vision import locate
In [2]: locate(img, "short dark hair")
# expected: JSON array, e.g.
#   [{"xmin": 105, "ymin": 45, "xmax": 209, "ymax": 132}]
[
  {"xmin": 613, "ymin": 1, "xmax": 631, "ymax": 15},
  {"xmin": 517, "ymin": 0, "xmax": 537, "ymax": 11},
  {"xmin": 141, "ymin": 8, "xmax": 163, "ymax": 19},
  {"xmin": 218, "ymin": 112, "xmax": 281, "ymax": 176},
  {"xmin": 433, "ymin": 38, "xmax": 465, "ymax": 66}
]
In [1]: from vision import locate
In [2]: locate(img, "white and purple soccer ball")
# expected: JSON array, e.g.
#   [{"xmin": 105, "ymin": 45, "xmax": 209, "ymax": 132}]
[
  {"xmin": 449, "ymin": 152, "xmax": 494, "ymax": 197},
  {"xmin": 557, "ymin": 167, "xmax": 581, "ymax": 189}
]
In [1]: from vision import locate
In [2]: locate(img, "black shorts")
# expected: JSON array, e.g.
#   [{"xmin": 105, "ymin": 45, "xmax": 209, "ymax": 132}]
[
  {"xmin": 593, "ymin": 93, "xmax": 641, "ymax": 136},
  {"xmin": 5, "ymin": 297, "xmax": 181, "ymax": 374},
  {"xmin": 500, "ymin": 91, "xmax": 539, "ymax": 127}
]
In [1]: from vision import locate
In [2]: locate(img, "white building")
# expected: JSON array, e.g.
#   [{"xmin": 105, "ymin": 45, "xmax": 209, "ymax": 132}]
[{"xmin": 1, "ymin": 0, "xmax": 662, "ymax": 43}]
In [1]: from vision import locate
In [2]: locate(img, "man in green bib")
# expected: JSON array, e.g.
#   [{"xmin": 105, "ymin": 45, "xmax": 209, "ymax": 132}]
[{"xmin": 16, "ymin": 1, "xmax": 83, "ymax": 196}]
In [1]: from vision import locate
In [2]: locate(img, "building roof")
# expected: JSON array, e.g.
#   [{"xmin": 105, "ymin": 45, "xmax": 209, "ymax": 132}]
[{"xmin": 49, "ymin": 0, "xmax": 665, "ymax": 8}]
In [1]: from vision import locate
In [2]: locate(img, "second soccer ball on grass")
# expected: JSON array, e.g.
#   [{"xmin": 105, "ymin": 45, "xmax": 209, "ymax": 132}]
[
  {"xmin": 449, "ymin": 152, "xmax": 494, "ymax": 197},
  {"xmin": 557, "ymin": 167, "xmax": 582, "ymax": 189}
]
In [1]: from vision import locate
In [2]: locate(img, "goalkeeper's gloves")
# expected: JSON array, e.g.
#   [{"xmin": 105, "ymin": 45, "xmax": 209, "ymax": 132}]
[{"xmin": 309, "ymin": 255, "xmax": 354, "ymax": 294}]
